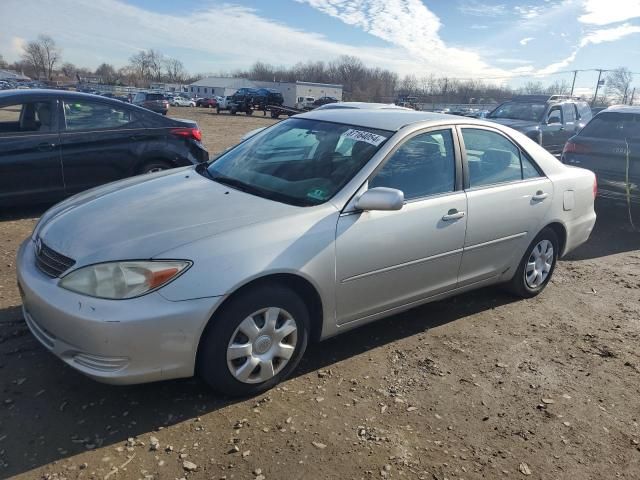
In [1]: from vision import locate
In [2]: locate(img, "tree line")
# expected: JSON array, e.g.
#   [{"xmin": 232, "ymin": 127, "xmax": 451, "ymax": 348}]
[{"xmin": 0, "ymin": 35, "xmax": 634, "ymax": 105}]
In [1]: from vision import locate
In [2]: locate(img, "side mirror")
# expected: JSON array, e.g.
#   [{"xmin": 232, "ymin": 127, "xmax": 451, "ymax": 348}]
[{"xmin": 355, "ymin": 187, "xmax": 404, "ymax": 211}]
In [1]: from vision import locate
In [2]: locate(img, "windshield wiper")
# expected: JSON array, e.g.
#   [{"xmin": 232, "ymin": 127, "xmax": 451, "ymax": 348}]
[{"xmin": 209, "ymin": 174, "xmax": 256, "ymax": 193}]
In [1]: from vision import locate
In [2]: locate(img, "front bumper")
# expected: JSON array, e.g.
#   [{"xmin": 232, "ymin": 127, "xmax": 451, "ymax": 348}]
[{"xmin": 16, "ymin": 239, "xmax": 222, "ymax": 385}]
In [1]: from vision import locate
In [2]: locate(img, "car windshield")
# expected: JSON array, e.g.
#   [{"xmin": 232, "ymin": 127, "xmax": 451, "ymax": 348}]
[
  {"xmin": 206, "ymin": 118, "xmax": 391, "ymax": 206},
  {"xmin": 488, "ymin": 102, "xmax": 546, "ymax": 122}
]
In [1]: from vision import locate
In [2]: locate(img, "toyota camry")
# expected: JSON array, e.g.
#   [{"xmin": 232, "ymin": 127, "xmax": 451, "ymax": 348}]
[{"xmin": 17, "ymin": 109, "xmax": 597, "ymax": 396}]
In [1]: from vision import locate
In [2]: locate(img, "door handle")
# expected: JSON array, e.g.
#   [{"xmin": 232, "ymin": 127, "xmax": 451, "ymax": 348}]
[
  {"xmin": 532, "ymin": 191, "xmax": 549, "ymax": 201},
  {"xmin": 36, "ymin": 142, "xmax": 55, "ymax": 151},
  {"xmin": 442, "ymin": 209, "xmax": 465, "ymax": 221}
]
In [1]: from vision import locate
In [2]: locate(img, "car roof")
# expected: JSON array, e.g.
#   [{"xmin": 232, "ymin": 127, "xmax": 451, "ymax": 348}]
[
  {"xmin": 602, "ymin": 105, "xmax": 640, "ymax": 114},
  {"xmin": 297, "ymin": 108, "xmax": 490, "ymax": 132},
  {"xmin": 314, "ymin": 102, "xmax": 412, "ymax": 111},
  {"xmin": 0, "ymin": 88, "xmax": 126, "ymax": 102}
]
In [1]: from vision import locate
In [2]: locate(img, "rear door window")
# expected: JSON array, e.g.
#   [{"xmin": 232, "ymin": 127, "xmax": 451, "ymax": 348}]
[
  {"xmin": 462, "ymin": 128, "xmax": 541, "ymax": 188},
  {"xmin": 63, "ymin": 101, "xmax": 138, "ymax": 131},
  {"xmin": 0, "ymin": 101, "xmax": 55, "ymax": 133},
  {"xmin": 580, "ymin": 112, "xmax": 640, "ymax": 140}
]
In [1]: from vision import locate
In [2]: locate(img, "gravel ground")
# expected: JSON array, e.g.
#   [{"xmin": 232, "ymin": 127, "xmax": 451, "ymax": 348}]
[{"xmin": 1, "ymin": 110, "xmax": 639, "ymax": 479}]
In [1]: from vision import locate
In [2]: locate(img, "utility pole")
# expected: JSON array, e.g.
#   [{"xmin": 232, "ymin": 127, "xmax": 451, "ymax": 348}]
[
  {"xmin": 592, "ymin": 69, "xmax": 604, "ymax": 106},
  {"xmin": 570, "ymin": 70, "xmax": 578, "ymax": 96}
]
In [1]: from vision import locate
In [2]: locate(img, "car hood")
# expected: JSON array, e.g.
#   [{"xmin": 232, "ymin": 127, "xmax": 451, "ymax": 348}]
[
  {"xmin": 485, "ymin": 118, "xmax": 539, "ymax": 131},
  {"xmin": 36, "ymin": 167, "xmax": 300, "ymax": 266}
]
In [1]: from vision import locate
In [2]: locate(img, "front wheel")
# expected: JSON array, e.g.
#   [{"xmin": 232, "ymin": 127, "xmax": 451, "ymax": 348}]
[
  {"xmin": 507, "ymin": 227, "xmax": 559, "ymax": 298},
  {"xmin": 198, "ymin": 284, "xmax": 310, "ymax": 397}
]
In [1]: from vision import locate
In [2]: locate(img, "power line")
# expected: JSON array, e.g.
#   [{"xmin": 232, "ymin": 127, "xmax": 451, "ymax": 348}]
[{"xmin": 424, "ymin": 68, "xmax": 640, "ymax": 82}]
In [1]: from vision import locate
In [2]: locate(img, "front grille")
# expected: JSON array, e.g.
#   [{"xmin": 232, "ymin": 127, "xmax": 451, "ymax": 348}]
[{"xmin": 35, "ymin": 239, "xmax": 76, "ymax": 278}]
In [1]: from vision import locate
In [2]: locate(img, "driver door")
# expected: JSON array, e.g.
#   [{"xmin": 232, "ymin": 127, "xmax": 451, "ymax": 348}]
[
  {"xmin": 542, "ymin": 105, "xmax": 565, "ymax": 152},
  {"xmin": 335, "ymin": 128, "xmax": 467, "ymax": 325}
]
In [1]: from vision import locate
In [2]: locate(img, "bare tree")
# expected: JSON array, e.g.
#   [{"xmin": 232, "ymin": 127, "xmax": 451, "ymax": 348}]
[
  {"xmin": 606, "ymin": 67, "xmax": 633, "ymax": 104},
  {"xmin": 164, "ymin": 57, "xmax": 186, "ymax": 83},
  {"xmin": 128, "ymin": 50, "xmax": 152, "ymax": 85},
  {"xmin": 95, "ymin": 63, "xmax": 117, "ymax": 84},
  {"xmin": 0, "ymin": 54, "xmax": 7, "ymax": 69},
  {"xmin": 547, "ymin": 80, "xmax": 571, "ymax": 95},
  {"xmin": 520, "ymin": 81, "xmax": 545, "ymax": 95},
  {"xmin": 21, "ymin": 35, "xmax": 60, "ymax": 80}
]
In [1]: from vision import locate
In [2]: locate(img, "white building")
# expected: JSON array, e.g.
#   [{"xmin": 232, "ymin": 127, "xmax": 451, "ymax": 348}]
[
  {"xmin": 188, "ymin": 77, "xmax": 258, "ymax": 98},
  {"xmin": 188, "ymin": 77, "xmax": 343, "ymax": 108}
]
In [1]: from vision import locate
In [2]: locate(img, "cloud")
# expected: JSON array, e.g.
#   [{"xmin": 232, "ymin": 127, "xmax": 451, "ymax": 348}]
[
  {"xmin": 0, "ymin": 0, "xmax": 429, "ymax": 76},
  {"xmin": 579, "ymin": 22, "xmax": 640, "ymax": 45},
  {"xmin": 0, "ymin": 0, "xmax": 519, "ymax": 80},
  {"xmin": 495, "ymin": 58, "xmax": 534, "ymax": 65},
  {"xmin": 519, "ymin": 37, "xmax": 535, "ymax": 45},
  {"xmin": 578, "ymin": 0, "xmax": 640, "ymax": 25},
  {"xmin": 297, "ymin": 0, "xmax": 510, "ymax": 78},
  {"xmin": 9, "ymin": 36, "xmax": 25, "ymax": 56},
  {"xmin": 458, "ymin": 1, "xmax": 508, "ymax": 17},
  {"xmin": 534, "ymin": 23, "xmax": 640, "ymax": 75}
]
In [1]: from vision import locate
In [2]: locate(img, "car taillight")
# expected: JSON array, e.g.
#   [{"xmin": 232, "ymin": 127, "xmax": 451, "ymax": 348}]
[
  {"xmin": 563, "ymin": 141, "xmax": 590, "ymax": 155},
  {"xmin": 171, "ymin": 127, "xmax": 202, "ymax": 142},
  {"xmin": 593, "ymin": 176, "xmax": 598, "ymax": 198}
]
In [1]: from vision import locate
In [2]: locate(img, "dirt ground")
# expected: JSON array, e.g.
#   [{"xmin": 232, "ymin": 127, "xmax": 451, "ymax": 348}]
[
  {"xmin": 169, "ymin": 107, "xmax": 280, "ymax": 156},
  {"xmin": 1, "ymin": 110, "xmax": 639, "ymax": 480}
]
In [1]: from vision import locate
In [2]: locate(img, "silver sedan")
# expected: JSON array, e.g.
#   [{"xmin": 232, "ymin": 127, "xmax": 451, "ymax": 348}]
[{"xmin": 17, "ymin": 110, "xmax": 597, "ymax": 396}]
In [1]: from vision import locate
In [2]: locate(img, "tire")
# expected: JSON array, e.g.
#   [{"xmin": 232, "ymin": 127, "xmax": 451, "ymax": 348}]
[
  {"xmin": 230, "ymin": 108, "xmax": 236, "ymax": 115},
  {"xmin": 216, "ymin": 107, "xmax": 220, "ymax": 114},
  {"xmin": 198, "ymin": 284, "xmax": 310, "ymax": 397},
  {"xmin": 507, "ymin": 227, "xmax": 559, "ymax": 298},
  {"xmin": 246, "ymin": 109, "xmax": 253, "ymax": 116},
  {"xmin": 139, "ymin": 160, "xmax": 172, "ymax": 174}
]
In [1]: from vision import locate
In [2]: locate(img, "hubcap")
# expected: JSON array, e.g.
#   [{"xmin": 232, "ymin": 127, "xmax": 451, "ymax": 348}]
[
  {"xmin": 525, "ymin": 239, "xmax": 554, "ymax": 288},
  {"xmin": 226, "ymin": 307, "xmax": 298, "ymax": 384}
]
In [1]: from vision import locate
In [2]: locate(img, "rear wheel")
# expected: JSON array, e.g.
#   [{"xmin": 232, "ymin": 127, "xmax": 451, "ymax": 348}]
[
  {"xmin": 507, "ymin": 227, "xmax": 559, "ymax": 298},
  {"xmin": 140, "ymin": 160, "xmax": 172, "ymax": 174},
  {"xmin": 198, "ymin": 284, "xmax": 309, "ymax": 397}
]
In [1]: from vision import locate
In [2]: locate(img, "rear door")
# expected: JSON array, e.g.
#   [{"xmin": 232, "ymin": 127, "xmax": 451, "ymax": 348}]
[
  {"xmin": 562, "ymin": 103, "xmax": 578, "ymax": 140},
  {"xmin": 566, "ymin": 112, "xmax": 640, "ymax": 201},
  {"xmin": 60, "ymin": 98, "xmax": 155, "ymax": 194},
  {"xmin": 458, "ymin": 126, "xmax": 553, "ymax": 285},
  {"xmin": 0, "ymin": 97, "xmax": 64, "ymax": 204}
]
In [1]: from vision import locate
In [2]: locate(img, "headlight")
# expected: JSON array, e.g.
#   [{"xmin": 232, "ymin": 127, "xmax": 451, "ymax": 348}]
[{"xmin": 59, "ymin": 260, "xmax": 191, "ymax": 299}]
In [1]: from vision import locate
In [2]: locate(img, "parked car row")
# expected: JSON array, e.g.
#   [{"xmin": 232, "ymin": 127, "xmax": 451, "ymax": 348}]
[{"xmin": 0, "ymin": 89, "xmax": 208, "ymax": 206}]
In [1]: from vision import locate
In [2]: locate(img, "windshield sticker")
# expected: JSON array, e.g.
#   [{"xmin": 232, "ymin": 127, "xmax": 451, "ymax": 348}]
[
  {"xmin": 307, "ymin": 188, "xmax": 328, "ymax": 201},
  {"xmin": 340, "ymin": 129, "xmax": 387, "ymax": 146}
]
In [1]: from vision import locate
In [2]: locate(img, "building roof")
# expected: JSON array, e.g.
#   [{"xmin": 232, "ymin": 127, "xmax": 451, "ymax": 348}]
[
  {"xmin": 0, "ymin": 69, "xmax": 30, "ymax": 81},
  {"xmin": 189, "ymin": 77, "xmax": 257, "ymax": 89}
]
